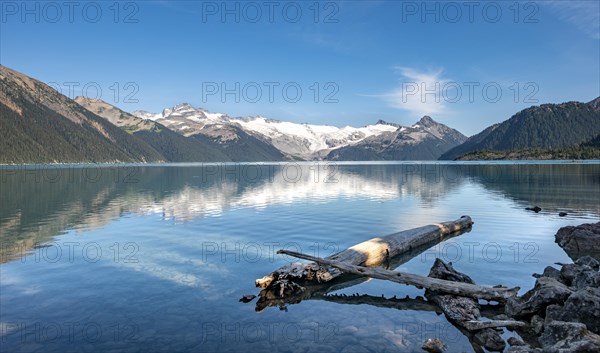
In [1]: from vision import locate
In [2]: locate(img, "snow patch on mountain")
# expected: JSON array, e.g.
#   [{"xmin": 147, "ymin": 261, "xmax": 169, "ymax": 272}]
[
  {"xmin": 132, "ymin": 110, "xmax": 162, "ymax": 121},
  {"xmin": 234, "ymin": 117, "xmax": 398, "ymax": 155}
]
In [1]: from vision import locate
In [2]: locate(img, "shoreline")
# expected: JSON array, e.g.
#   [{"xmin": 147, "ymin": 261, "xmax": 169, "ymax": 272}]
[{"xmin": 2, "ymin": 159, "xmax": 600, "ymax": 169}]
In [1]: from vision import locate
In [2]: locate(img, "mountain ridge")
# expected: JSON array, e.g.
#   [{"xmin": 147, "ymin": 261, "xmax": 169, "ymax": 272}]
[
  {"xmin": 0, "ymin": 65, "xmax": 166, "ymax": 164},
  {"xmin": 326, "ymin": 116, "xmax": 467, "ymax": 160},
  {"xmin": 74, "ymin": 97, "xmax": 232, "ymax": 162},
  {"xmin": 440, "ymin": 98, "xmax": 600, "ymax": 160},
  {"xmin": 2, "ymin": 65, "xmax": 597, "ymax": 164},
  {"xmin": 133, "ymin": 104, "xmax": 465, "ymax": 160}
]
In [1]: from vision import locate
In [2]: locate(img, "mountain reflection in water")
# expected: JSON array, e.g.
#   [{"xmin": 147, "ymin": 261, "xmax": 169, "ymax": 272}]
[
  {"xmin": 1, "ymin": 163, "xmax": 598, "ymax": 262},
  {"xmin": 0, "ymin": 162, "xmax": 598, "ymax": 353}
]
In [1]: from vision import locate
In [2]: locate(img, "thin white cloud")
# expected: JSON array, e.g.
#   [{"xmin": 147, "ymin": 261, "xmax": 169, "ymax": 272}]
[
  {"xmin": 380, "ymin": 67, "xmax": 451, "ymax": 118},
  {"xmin": 545, "ymin": 1, "xmax": 600, "ymax": 39}
]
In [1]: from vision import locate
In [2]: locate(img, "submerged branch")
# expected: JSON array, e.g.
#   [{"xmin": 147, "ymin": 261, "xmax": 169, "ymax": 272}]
[{"xmin": 277, "ymin": 249, "xmax": 519, "ymax": 302}]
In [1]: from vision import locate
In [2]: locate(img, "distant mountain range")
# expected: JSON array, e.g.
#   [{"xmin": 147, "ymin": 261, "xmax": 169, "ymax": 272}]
[
  {"xmin": 132, "ymin": 104, "xmax": 466, "ymax": 161},
  {"xmin": 1, "ymin": 65, "xmax": 598, "ymax": 164}
]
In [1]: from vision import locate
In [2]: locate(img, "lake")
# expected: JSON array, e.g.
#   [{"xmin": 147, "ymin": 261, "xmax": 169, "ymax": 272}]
[{"xmin": 1, "ymin": 162, "xmax": 599, "ymax": 353}]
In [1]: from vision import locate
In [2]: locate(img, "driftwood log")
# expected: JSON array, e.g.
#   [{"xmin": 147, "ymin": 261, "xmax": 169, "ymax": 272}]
[
  {"xmin": 254, "ymin": 229, "xmax": 472, "ymax": 311},
  {"xmin": 278, "ymin": 250, "xmax": 519, "ymax": 302},
  {"xmin": 256, "ymin": 216, "xmax": 474, "ymax": 295},
  {"xmin": 463, "ymin": 320, "xmax": 525, "ymax": 331}
]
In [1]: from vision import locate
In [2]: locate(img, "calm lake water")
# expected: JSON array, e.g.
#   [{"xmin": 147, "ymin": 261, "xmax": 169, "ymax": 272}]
[{"xmin": 1, "ymin": 162, "xmax": 599, "ymax": 353}]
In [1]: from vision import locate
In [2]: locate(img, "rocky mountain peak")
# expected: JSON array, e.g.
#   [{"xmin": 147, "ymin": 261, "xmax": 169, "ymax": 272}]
[
  {"xmin": 160, "ymin": 103, "xmax": 199, "ymax": 118},
  {"xmin": 174, "ymin": 103, "xmax": 195, "ymax": 111},
  {"xmin": 376, "ymin": 119, "xmax": 401, "ymax": 128},
  {"xmin": 417, "ymin": 116, "xmax": 436, "ymax": 127}
]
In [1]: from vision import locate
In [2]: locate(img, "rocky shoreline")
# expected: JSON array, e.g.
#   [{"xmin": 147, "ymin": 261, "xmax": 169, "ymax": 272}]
[
  {"xmin": 424, "ymin": 221, "xmax": 600, "ymax": 353},
  {"xmin": 251, "ymin": 219, "xmax": 600, "ymax": 352},
  {"xmin": 505, "ymin": 254, "xmax": 600, "ymax": 352},
  {"xmin": 502, "ymin": 221, "xmax": 600, "ymax": 352}
]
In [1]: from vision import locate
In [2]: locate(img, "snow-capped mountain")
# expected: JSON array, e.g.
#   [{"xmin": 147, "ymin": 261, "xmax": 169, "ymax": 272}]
[
  {"xmin": 133, "ymin": 104, "xmax": 285, "ymax": 161},
  {"xmin": 134, "ymin": 103, "xmax": 400, "ymax": 159},
  {"xmin": 133, "ymin": 103, "xmax": 465, "ymax": 160},
  {"xmin": 326, "ymin": 116, "xmax": 468, "ymax": 160},
  {"xmin": 135, "ymin": 103, "xmax": 225, "ymax": 123},
  {"xmin": 132, "ymin": 110, "xmax": 163, "ymax": 121}
]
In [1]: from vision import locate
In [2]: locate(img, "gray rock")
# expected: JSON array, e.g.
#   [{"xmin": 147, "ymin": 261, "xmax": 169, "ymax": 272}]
[
  {"xmin": 575, "ymin": 256, "xmax": 599, "ymax": 271},
  {"xmin": 506, "ymin": 277, "xmax": 573, "ymax": 319},
  {"xmin": 493, "ymin": 314, "xmax": 509, "ymax": 320},
  {"xmin": 531, "ymin": 314, "xmax": 545, "ymax": 335},
  {"xmin": 545, "ymin": 287, "xmax": 600, "ymax": 335},
  {"xmin": 533, "ymin": 266, "xmax": 562, "ymax": 281},
  {"xmin": 426, "ymin": 259, "xmax": 504, "ymax": 352},
  {"xmin": 540, "ymin": 321, "xmax": 600, "ymax": 353},
  {"xmin": 239, "ymin": 294, "xmax": 256, "ymax": 303},
  {"xmin": 555, "ymin": 222, "xmax": 600, "ymax": 261},
  {"xmin": 560, "ymin": 264, "xmax": 579, "ymax": 286},
  {"xmin": 572, "ymin": 268, "xmax": 600, "ymax": 291},
  {"xmin": 473, "ymin": 329, "xmax": 505, "ymax": 352},
  {"xmin": 510, "ymin": 314, "xmax": 543, "ymax": 349},
  {"xmin": 508, "ymin": 336, "xmax": 526, "ymax": 346},
  {"xmin": 526, "ymin": 206, "xmax": 542, "ymax": 213},
  {"xmin": 560, "ymin": 262, "xmax": 600, "ymax": 290},
  {"xmin": 421, "ymin": 338, "xmax": 446, "ymax": 353}
]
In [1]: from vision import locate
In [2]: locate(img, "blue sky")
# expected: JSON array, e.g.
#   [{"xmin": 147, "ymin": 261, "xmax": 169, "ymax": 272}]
[{"xmin": 1, "ymin": 0, "xmax": 599, "ymax": 135}]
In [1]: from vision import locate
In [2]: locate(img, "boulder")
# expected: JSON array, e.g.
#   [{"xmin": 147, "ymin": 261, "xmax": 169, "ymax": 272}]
[
  {"xmin": 572, "ymin": 268, "xmax": 600, "ymax": 291},
  {"xmin": 472, "ymin": 329, "xmax": 506, "ymax": 352},
  {"xmin": 539, "ymin": 321, "xmax": 600, "ymax": 353},
  {"xmin": 508, "ymin": 336, "xmax": 526, "ymax": 346},
  {"xmin": 560, "ymin": 262, "xmax": 600, "ymax": 290},
  {"xmin": 575, "ymin": 256, "xmax": 599, "ymax": 271},
  {"xmin": 533, "ymin": 266, "xmax": 562, "ymax": 281},
  {"xmin": 530, "ymin": 315, "xmax": 545, "ymax": 335},
  {"xmin": 545, "ymin": 287, "xmax": 600, "ymax": 335},
  {"xmin": 555, "ymin": 222, "xmax": 600, "ymax": 261},
  {"xmin": 560, "ymin": 264, "xmax": 579, "ymax": 286},
  {"xmin": 506, "ymin": 277, "xmax": 573, "ymax": 318},
  {"xmin": 421, "ymin": 338, "xmax": 446, "ymax": 353}
]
